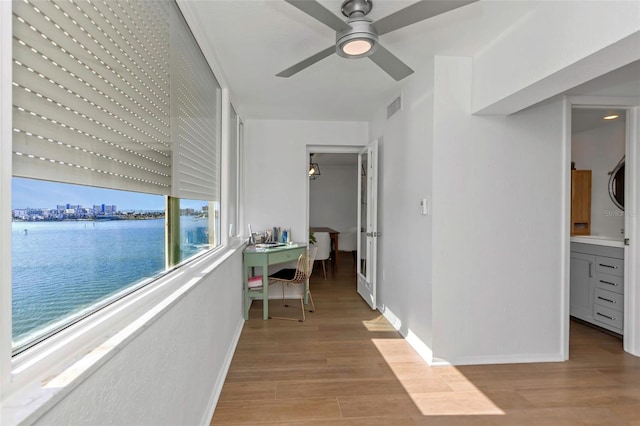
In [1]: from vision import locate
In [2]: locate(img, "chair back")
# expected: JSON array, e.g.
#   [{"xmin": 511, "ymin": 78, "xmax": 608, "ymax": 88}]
[
  {"xmin": 338, "ymin": 228, "xmax": 357, "ymax": 252},
  {"xmin": 292, "ymin": 246, "xmax": 318, "ymax": 281},
  {"xmin": 313, "ymin": 232, "xmax": 331, "ymax": 261}
]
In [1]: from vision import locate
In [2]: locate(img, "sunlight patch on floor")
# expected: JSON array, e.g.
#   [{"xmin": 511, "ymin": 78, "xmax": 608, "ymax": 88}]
[
  {"xmin": 371, "ymin": 338, "xmax": 505, "ymax": 416},
  {"xmin": 361, "ymin": 315, "xmax": 397, "ymax": 332}
]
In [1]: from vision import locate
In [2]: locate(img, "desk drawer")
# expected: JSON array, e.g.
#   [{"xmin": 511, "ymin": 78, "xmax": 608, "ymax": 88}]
[
  {"xmin": 595, "ymin": 256, "xmax": 623, "ymax": 277},
  {"xmin": 268, "ymin": 248, "xmax": 303, "ymax": 264},
  {"xmin": 594, "ymin": 288, "xmax": 623, "ymax": 312}
]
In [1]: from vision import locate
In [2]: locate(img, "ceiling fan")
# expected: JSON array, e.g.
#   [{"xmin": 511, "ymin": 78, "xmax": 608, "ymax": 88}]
[{"xmin": 277, "ymin": 0, "xmax": 478, "ymax": 81}]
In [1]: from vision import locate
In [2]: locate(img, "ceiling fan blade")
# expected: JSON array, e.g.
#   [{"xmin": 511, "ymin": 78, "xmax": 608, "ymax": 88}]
[
  {"xmin": 284, "ymin": 0, "xmax": 351, "ymax": 32},
  {"xmin": 373, "ymin": 0, "xmax": 478, "ymax": 36},
  {"xmin": 276, "ymin": 46, "xmax": 336, "ymax": 78},
  {"xmin": 368, "ymin": 44, "xmax": 413, "ymax": 81}
]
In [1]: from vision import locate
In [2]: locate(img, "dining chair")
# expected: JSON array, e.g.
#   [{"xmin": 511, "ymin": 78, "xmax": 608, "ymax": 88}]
[
  {"xmin": 268, "ymin": 246, "xmax": 318, "ymax": 322},
  {"xmin": 338, "ymin": 227, "xmax": 357, "ymax": 268},
  {"xmin": 313, "ymin": 232, "xmax": 331, "ymax": 279}
]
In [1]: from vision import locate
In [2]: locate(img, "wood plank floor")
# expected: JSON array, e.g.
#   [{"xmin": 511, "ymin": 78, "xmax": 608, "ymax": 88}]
[{"xmin": 211, "ymin": 253, "xmax": 640, "ymax": 425}]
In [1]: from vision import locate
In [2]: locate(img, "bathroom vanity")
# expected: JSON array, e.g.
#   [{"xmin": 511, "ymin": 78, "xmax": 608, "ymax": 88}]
[{"xmin": 570, "ymin": 236, "xmax": 624, "ymax": 334}]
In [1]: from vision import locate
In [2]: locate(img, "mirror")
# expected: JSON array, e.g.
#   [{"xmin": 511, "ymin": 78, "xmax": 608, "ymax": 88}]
[{"xmin": 608, "ymin": 157, "xmax": 625, "ymax": 210}]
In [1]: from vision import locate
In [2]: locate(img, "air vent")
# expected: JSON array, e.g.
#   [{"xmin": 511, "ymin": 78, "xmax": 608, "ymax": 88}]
[{"xmin": 387, "ymin": 95, "xmax": 402, "ymax": 118}]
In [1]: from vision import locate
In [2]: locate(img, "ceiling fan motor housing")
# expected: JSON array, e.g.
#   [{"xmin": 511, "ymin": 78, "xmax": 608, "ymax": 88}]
[
  {"xmin": 341, "ymin": 0, "xmax": 373, "ymax": 17},
  {"xmin": 336, "ymin": 17, "xmax": 378, "ymax": 58}
]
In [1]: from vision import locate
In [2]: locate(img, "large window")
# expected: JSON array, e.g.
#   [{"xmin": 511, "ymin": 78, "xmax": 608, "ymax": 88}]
[{"xmin": 11, "ymin": 0, "xmax": 222, "ymax": 352}]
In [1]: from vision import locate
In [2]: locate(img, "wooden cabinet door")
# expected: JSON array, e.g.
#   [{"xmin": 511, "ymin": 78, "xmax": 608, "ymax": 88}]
[{"xmin": 571, "ymin": 170, "xmax": 591, "ymax": 235}]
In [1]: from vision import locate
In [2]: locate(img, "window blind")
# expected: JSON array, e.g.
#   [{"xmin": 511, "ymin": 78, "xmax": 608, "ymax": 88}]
[
  {"xmin": 12, "ymin": 0, "xmax": 220, "ymax": 201},
  {"xmin": 170, "ymin": 8, "xmax": 220, "ymax": 201}
]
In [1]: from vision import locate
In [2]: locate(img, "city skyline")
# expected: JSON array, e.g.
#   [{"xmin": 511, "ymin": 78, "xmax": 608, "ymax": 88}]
[{"xmin": 12, "ymin": 178, "xmax": 207, "ymax": 211}]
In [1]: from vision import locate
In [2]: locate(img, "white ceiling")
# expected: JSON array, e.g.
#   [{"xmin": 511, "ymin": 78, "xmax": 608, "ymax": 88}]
[
  {"xmin": 180, "ymin": 0, "xmax": 531, "ymax": 121},
  {"xmin": 179, "ymin": 1, "xmax": 640, "ymax": 122},
  {"xmin": 568, "ymin": 60, "xmax": 640, "ymax": 134}
]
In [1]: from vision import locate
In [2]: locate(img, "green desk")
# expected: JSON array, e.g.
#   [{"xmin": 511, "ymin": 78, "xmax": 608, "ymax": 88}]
[{"xmin": 243, "ymin": 243, "xmax": 306, "ymax": 320}]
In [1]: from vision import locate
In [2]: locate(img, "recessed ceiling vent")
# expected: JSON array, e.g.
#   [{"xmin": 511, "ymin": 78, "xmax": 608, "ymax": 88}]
[{"xmin": 387, "ymin": 95, "xmax": 402, "ymax": 118}]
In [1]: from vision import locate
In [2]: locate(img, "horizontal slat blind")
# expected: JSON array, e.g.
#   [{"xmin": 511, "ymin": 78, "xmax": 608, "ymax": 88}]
[
  {"xmin": 12, "ymin": 0, "xmax": 172, "ymax": 195},
  {"xmin": 170, "ymin": 9, "xmax": 220, "ymax": 201}
]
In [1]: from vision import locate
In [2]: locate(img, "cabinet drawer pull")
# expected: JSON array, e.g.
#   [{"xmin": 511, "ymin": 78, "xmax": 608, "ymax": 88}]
[
  {"xmin": 599, "ymin": 280, "xmax": 618, "ymax": 287},
  {"xmin": 597, "ymin": 296, "xmax": 616, "ymax": 304},
  {"xmin": 599, "ymin": 263, "xmax": 618, "ymax": 269},
  {"xmin": 596, "ymin": 312, "xmax": 615, "ymax": 321}
]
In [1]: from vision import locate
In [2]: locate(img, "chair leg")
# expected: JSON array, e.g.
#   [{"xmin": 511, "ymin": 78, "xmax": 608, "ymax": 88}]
[
  {"xmin": 307, "ymin": 290, "xmax": 315, "ymax": 313},
  {"xmin": 322, "ymin": 260, "xmax": 326, "ymax": 280},
  {"xmin": 270, "ymin": 283, "xmax": 307, "ymax": 322}
]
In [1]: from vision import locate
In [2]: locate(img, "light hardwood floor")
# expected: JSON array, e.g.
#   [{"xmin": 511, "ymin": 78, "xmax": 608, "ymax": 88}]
[{"xmin": 211, "ymin": 253, "xmax": 640, "ymax": 425}]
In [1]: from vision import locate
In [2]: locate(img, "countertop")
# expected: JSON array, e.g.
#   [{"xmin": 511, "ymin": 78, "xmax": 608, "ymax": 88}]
[{"xmin": 570, "ymin": 235, "xmax": 625, "ymax": 248}]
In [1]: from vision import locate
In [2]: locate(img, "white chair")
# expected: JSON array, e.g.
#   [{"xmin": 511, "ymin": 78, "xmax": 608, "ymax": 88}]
[
  {"xmin": 313, "ymin": 232, "xmax": 331, "ymax": 279},
  {"xmin": 338, "ymin": 228, "xmax": 357, "ymax": 268},
  {"xmin": 267, "ymin": 246, "xmax": 318, "ymax": 322}
]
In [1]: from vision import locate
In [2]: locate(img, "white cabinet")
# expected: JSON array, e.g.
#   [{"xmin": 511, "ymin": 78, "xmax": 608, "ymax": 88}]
[
  {"xmin": 570, "ymin": 242, "xmax": 624, "ymax": 334},
  {"xmin": 570, "ymin": 252, "xmax": 594, "ymax": 322}
]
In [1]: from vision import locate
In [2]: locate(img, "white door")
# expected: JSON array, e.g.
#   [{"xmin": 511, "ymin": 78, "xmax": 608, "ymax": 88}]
[{"xmin": 357, "ymin": 139, "xmax": 378, "ymax": 309}]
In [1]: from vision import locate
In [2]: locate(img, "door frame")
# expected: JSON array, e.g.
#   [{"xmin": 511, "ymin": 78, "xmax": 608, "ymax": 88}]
[
  {"xmin": 305, "ymin": 145, "xmax": 364, "ymax": 258},
  {"xmin": 563, "ymin": 95, "xmax": 640, "ymax": 359}
]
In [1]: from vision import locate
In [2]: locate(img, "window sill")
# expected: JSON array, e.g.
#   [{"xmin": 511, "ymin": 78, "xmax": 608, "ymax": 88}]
[{"xmin": 1, "ymin": 242, "xmax": 245, "ymax": 426}]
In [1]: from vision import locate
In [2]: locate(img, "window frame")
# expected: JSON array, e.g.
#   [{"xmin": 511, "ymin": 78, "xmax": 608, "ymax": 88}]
[{"xmin": 0, "ymin": 0, "xmax": 240, "ymax": 407}]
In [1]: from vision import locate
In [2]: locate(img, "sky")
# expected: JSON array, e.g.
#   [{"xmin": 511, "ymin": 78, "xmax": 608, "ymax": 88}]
[{"xmin": 11, "ymin": 178, "xmax": 207, "ymax": 211}]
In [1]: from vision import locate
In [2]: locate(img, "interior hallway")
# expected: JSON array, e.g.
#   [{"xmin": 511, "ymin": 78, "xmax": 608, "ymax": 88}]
[{"xmin": 211, "ymin": 253, "xmax": 640, "ymax": 425}]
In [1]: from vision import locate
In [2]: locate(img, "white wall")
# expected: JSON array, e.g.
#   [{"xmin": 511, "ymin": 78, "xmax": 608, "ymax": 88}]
[
  {"xmin": 369, "ymin": 63, "xmax": 435, "ymax": 361},
  {"xmin": 31, "ymin": 250, "xmax": 244, "ymax": 425},
  {"xmin": 309, "ymin": 165, "xmax": 358, "ymax": 234},
  {"xmin": 625, "ymin": 107, "xmax": 640, "ymax": 356},
  {"xmin": 431, "ymin": 57, "xmax": 566, "ymax": 364},
  {"xmin": 472, "ymin": 1, "xmax": 640, "ymax": 114},
  {"xmin": 572, "ymin": 118, "xmax": 626, "ymax": 237},
  {"xmin": 243, "ymin": 120, "xmax": 368, "ymax": 243}
]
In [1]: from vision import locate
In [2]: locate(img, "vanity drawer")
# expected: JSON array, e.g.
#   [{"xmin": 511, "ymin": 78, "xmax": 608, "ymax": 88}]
[
  {"xmin": 595, "ymin": 256, "xmax": 624, "ymax": 277},
  {"xmin": 593, "ymin": 304, "xmax": 623, "ymax": 331},
  {"xmin": 595, "ymin": 273, "xmax": 624, "ymax": 295},
  {"xmin": 594, "ymin": 288, "xmax": 623, "ymax": 312}
]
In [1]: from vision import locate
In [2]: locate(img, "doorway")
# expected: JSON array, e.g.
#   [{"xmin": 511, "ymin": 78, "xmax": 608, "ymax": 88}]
[
  {"xmin": 566, "ymin": 101, "xmax": 639, "ymax": 358},
  {"xmin": 306, "ymin": 149, "xmax": 359, "ymax": 279}
]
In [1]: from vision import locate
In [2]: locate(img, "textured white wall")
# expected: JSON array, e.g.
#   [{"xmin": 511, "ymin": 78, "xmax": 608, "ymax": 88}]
[
  {"xmin": 243, "ymin": 120, "xmax": 368, "ymax": 243},
  {"xmin": 572, "ymin": 118, "xmax": 626, "ymax": 237},
  {"xmin": 32, "ymin": 250, "xmax": 244, "ymax": 425},
  {"xmin": 432, "ymin": 56, "xmax": 565, "ymax": 364},
  {"xmin": 309, "ymin": 164, "xmax": 358, "ymax": 233}
]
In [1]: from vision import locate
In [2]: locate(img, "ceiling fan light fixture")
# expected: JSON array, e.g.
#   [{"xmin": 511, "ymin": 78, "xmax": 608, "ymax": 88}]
[
  {"xmin": 341, "ymin": 38, "xmax": 372, "ymax": 56},
  {"xmin": 336, "ymin": 19, "xmax": 378, "ymax": 59}
]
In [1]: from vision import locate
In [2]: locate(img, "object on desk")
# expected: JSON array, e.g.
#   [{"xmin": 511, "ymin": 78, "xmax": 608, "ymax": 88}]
[
  {"xmin": 268, "ymin": 246, "xmax": 318, "ymax": 322},
  {"xmin": 248, "ymin": 275, "xmax": 263, "ymax": 289},
  {"xmin": 255, "ymin": 242, "xmax": 286, "ymax": 249},
  {"xmin": 248, "ymin": 224, "xmax": 255, "ymax": 245}
]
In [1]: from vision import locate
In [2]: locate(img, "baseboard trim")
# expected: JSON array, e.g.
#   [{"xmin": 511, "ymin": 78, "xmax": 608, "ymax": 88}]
[
  {"xmin": 380, "ymin": 306, "xmax": 434, "ymax": 365},
  {"xmin": 380, "ymin": 306, "xmax": 564, "ymax": 367}
]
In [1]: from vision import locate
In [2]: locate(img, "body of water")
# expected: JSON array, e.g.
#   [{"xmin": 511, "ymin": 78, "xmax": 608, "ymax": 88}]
[{"xmin": 12, "ymin": 217, "xmax": 208, "ymax": 345}]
